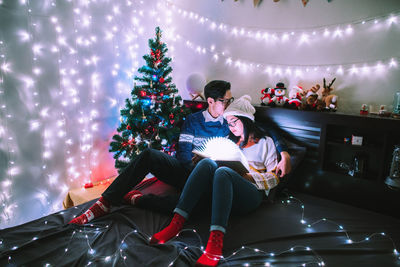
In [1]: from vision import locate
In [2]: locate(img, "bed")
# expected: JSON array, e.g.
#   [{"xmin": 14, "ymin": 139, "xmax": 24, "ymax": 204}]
[
  {"xmin": 1, "ymin": 181, "xmax": 399, "ymax": 267},
  {"xmin": 2, "ymin": 106, "xmax": 400, "ymax": 266}
]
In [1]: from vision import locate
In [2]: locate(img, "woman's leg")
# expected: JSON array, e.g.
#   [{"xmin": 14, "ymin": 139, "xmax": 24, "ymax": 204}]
[
  {"xmin": 174, "ymin": 158, "xmax": 218, "ymax": 218},
  {"xmin": 196, "ymin": 167, "xmax": 263, "ymax": 267},
  {"xmin": 150, "ymin": 158, "xmax": 217, "ymax": 244},
  {"xmin": 211, "ymin": 167, "xmax": 264, "ymax": 231}
]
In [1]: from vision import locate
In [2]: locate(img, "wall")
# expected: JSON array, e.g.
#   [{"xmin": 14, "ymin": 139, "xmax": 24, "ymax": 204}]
[
  {"xmin": 168, "ymin": 0, "xmax": 400, "ymax": 114},
  {"xmin": 0, "ymin": 0, "xmax": 399, "ymax": 228}
]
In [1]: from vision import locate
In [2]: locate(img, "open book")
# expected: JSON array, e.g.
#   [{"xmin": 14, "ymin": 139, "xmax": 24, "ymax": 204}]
[{"xmin": 192, "ymin": 137, "xmax": 250, "ymax": 175}]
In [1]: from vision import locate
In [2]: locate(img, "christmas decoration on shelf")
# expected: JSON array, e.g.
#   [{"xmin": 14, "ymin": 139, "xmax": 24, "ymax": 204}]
[
  {"xmin": 109, "ymin": 27, "xmax": 191, "ymax": 173},
  {"xmin": 268, "ymin": 82, "xmax": 290, "ymax": 107},
  {"xmin": 288, "ymin": 85, "xmax": 304, "ymax": 110},
  {"xmin": 302, "ymin": 84, "xmax": 322, "ymax": 111},
  {"xmin": 321, "ymin": 78, "xmax": 338, "ymax": 111},
  {"xmin": 260, "ymin": 87, "xmax": 275, "ymax": 106}
]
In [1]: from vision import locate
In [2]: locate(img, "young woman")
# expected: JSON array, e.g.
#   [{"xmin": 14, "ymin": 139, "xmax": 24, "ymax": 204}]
[{"xmin": 150, "ymin": 95, "xmax": 279, "ymax": 267}]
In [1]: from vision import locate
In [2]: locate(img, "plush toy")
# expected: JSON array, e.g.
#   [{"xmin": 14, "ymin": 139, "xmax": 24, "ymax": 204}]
[
  {"xmin": 288, "ymin": 85, "xmax": 304, "ymax": 110},
  {"xmin": 260, "ymin": 87, "xmax": 275, "ymax": 106},
  {"xmin": 321, "ymin": 78, "xmax": 338, "ymax": 111},
  {"xmin": 302, "ymin": 84, "xmax": 321, "ymax": 111},
  {"xmin": 268, "ymin": 82, "xmax": 289, "ymax": 107}
]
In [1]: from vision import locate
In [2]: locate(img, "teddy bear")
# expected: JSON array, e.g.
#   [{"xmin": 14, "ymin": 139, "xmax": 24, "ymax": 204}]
[
  {"xmin": 321, "ymin": 78, "xmax": 338, "ymax": 111},
  {"xmin": 302, "ymin": 84, "xmax": 322, "ymax": 111},
  {"xmin": 288, "ymin": 85, "xmax": 304, "ymax": 110},
  {"xmin": 260, "ymin": 87, "xmax": 275, "ymax": 106},
  {"xmin": 268, "ymin": 82, "xmax": 289, "ymax": 107}
]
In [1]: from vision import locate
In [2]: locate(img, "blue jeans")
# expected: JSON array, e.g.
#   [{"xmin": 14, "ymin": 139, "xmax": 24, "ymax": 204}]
[
  {"xmin": 174, "ymin": 158, "xmax": 264, "ymax": 233},
  {"xmin": 102, "ymin": 148, "xmax": 191, "ymax": 205}
]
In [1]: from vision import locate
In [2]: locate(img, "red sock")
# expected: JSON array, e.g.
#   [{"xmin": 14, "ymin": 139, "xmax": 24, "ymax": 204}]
[
  {"xmin": 69, "ymin": 196, "xmax": 111, "ymax": 225},
  {"xmin": 123, "ymin": 190, "xmax": 143, "ymax": 205},
  {"xmin": 196, "ymin": 230, "xmax": 224, "ymax": 267},
  {"xmin": 150, "ymin": 213, "xmax": 186, "ymax": 244}
]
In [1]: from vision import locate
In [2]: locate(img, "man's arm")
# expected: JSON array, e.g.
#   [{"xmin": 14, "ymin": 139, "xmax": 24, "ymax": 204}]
[{"xmin": 260, "ymin": 123, "xmax": 292, "ymax": 177}]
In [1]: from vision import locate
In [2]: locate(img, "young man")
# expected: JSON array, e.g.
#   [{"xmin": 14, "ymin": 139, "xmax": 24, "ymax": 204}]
[{"xmin": 69, "ymin": 80, "xmax": 291, "ymax": 225}]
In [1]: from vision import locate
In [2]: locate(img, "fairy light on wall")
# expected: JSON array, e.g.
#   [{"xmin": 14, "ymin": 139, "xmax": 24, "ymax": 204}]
[
  {"xmin": 163, "ymin": 31, "xmax": 399, "ymax": 76},
  {"xmin": 166, "ymin": 1, "xmax": 400, "ymax": 45},
  {"xmin": 0, "ymin": 35, "xmax": 18, "ymax": 224},
  {"xmin": 0, "ymin": 0, "xmax": 158, "ymax": 227}
]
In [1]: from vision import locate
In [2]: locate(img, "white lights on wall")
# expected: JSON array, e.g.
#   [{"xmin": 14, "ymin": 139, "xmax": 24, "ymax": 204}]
[
  {"xmin": 166, "ymin": 1, "xmax": 400, "ymax": 45},
  {"xmin": 165, "ymin": 32, "xmax": 399, "ymax": 76},
  {"xmin": 0, "ymin": 0, "xmax": 151, "ymax": 227}
]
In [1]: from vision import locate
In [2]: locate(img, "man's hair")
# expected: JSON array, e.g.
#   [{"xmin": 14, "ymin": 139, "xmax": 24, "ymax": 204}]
[
  {"xmin": 204, "ymin": 80, "xmax": 231, "ymax": 100},
  {"xmin": 228, "ymin": 116, "xmax": 266, "ymax": 148}
]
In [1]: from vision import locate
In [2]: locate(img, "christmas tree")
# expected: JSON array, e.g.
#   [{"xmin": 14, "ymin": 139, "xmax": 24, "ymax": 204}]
[{"xmin": 110, "ymin": 27, "xmax": 191, "ymax": 172}]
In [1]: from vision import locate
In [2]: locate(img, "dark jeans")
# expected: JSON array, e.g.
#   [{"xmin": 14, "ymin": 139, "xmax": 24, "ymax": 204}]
[
  {"xmin": 174, "ymin": 158, "xmax": 264, "ymax": 233},
  {"xmin": 102, "ymin": 148, "xmax": 192, "ymax": 205}
]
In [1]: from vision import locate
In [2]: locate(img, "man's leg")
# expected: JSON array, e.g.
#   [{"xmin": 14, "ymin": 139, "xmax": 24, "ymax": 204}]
[
  {"xmin": 103, "ymin": 148, "xmax": 190, "ymax": 205},
  {"xmin": 69, "ymin": 148, "xmax": 190, "ymax": 225}
]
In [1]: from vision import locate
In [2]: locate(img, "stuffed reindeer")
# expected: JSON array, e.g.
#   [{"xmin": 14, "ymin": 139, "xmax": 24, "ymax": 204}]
[{"xmin": 321, "ymin": 78, "xmax": 338, "ymax": 111}]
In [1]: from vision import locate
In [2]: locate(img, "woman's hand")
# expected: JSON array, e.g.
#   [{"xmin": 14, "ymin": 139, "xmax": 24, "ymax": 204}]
[
  {"xmin": 276, "ymin": 151, "xmax": 291, "ymax": 178},
  {"xmin": 242, "ymin": 173, "xmax": 255, "ymax": 182}
]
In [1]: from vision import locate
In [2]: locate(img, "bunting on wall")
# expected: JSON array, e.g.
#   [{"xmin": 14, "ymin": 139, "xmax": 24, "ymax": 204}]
[{"xmin": 221, "ymin": 0, "xmax": 332, "ymax": 7}]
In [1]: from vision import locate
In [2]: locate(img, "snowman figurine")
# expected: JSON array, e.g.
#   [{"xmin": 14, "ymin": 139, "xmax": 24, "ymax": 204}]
[{"xmin": 268, "ymin": 82, "xmax": 289, "ymax": 107}]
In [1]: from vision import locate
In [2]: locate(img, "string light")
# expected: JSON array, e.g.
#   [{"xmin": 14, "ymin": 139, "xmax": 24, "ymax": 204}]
[
  {"xmin": 165, "ymin": 1, "xmax": 400, "ymax": 45},
  {"xmin": 166, "ymin": 31, "xmax": 399, "ymax": 76}
]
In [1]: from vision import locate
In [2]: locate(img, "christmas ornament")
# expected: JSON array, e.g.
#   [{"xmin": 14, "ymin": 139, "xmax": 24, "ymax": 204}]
[
  {"xmin": 130, "ymin": 109, "xmax": 134, "ymax": 115},
  {"xmin": 159, "ymin": 77, "xmax": 165, "ymax": 83},
  {"xmin": 141, "ymin": 108, "xmax": 146, "ymax": 120},
  {"xmin": 127, "ymin": 125, "xmax": 132, "ymax": 130}
]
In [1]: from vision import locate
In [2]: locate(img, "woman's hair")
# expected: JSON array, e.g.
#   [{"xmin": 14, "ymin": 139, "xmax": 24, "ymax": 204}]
[{"xmin": 228, "ymin": 116, "xmax": 266, "ymax": 148}]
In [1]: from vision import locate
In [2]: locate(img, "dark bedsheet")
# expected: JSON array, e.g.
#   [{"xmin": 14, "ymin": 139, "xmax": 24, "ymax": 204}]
[{"xmin": 1, "ymin": 187, "xmax": 400, "ymax": 267}]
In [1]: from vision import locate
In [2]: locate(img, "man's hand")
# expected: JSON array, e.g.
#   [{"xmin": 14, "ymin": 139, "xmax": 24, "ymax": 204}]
[
  {"xmin": 276, "ymin": 151, "xmax": 291, "ymax": 178},
  {"xmin": 192, "ymin": 154, "xmax": 203, "ymax": 166}
]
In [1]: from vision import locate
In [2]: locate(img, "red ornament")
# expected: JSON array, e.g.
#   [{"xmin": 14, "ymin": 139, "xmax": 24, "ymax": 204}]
[
  {"xmin": 122, "ymin": 141, "xmax": 128, "ymax": 147},
  {"xmin": 127, "ymin": 125, "xmax": 132, "ymax": 130},
  {"xmin": 140, "ymin": 91, "xmax": 146, "ymax": 97},
  {"xmin": 145, "ymin": 129, "xmax": 150, "ymax": 135},
  {"xmin": 160, "ymin": 92, "xmax": 164, "ymax": 97},
  {"xmin": 169, "ymin": 114, "xmax": 174, "ymax": 119},
  {"xmin": 170, "ymin": 120, "xmax": 175, "ymax": 125},
  {"xmin": 84, "ymin": 182, "xmax": 94, "ymax": 188},
  {"xmin": 159, "ymin": 77, "xmax": 165, "ymax": 83}
]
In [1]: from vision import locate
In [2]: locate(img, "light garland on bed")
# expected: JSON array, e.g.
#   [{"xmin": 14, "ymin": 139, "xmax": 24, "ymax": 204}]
[
  {"xmin": 2, "ymin": 191, "xmax": 399, "ymax": 266},
  {"xmin": 165, "ymin": 1, "xmax": 400, "ymax": 46}
]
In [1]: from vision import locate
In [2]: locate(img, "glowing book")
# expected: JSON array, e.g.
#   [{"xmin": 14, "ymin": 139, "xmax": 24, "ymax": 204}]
[{"xmin": 192, "ymin": 137, "xmax": 250, "ymax": 175}]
